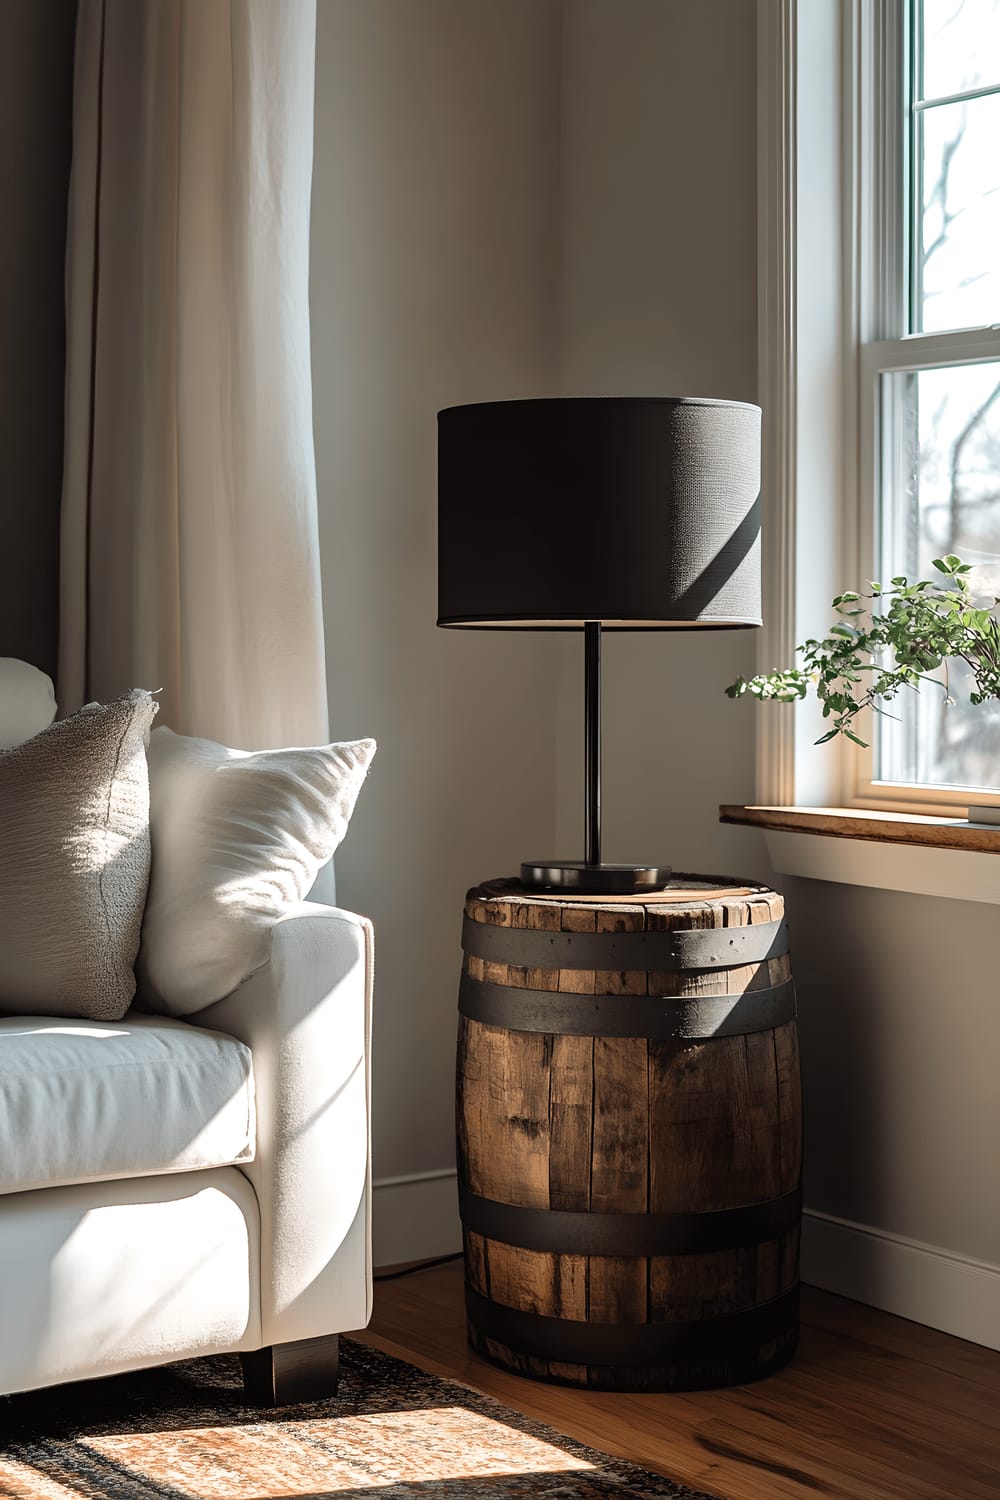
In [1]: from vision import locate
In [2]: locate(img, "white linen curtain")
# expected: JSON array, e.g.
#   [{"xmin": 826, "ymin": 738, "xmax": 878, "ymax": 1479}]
[{"xmin": 59, "ymin": 0, "xmax": 329, "ymax": 750}]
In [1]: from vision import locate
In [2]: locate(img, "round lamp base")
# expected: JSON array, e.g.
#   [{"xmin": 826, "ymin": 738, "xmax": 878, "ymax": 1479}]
[{"xmin": 519, "ymin": 860, "xmax": 672, "ymax": 894}]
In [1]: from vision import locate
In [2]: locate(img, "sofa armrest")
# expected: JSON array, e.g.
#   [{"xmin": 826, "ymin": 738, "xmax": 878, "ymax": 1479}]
[{"xmin": 194, "ymin": 901, "xmax": 373, "ymax": 1347}]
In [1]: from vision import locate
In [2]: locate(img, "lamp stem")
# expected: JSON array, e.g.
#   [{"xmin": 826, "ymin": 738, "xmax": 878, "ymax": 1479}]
[
  {"xmin": 521, "ymin": 618, "xmax": 667, "ymax": 894},
  {"xmin": 584, "ymin": 621, "xmax": 601, "ymax": 867}
]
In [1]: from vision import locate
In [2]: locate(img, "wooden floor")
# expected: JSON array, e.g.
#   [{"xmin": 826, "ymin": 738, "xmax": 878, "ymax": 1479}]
[{"xmin": 356, "ymin": 1261, "xmax": 1000, "ymax": 1500}]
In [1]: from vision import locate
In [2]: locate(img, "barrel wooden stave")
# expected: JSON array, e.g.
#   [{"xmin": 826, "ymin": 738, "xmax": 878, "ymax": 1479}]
[{"xmin": 456, "ymin": 877, "xmax": 803, "ymax": 1390}]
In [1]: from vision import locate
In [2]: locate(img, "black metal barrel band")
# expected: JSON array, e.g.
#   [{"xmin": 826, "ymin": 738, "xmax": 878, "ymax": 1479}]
[
  {"xmin": 459, "ymin": 1185, "xmax": 802, "ymax": 1257},
  {"xmin": 461, "ymin": 915, "xmax": 788, "ymax": 971},
  {"xmin": 458, "ymin": 973, "xmax": 796, "ymax": 1040},
  {"xmin": 465, "ymin": 1285, "xmax": 799, "ymax": 1365}
]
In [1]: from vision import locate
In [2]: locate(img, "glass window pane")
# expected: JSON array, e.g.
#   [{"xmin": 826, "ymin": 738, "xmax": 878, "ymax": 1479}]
[
  {"xmin": 916, "ymin": 94, "xmax": 1000, "ymax": 331},
  {"xmin": 920, "ymin": 0, "xmax": 1000, "ymax": 101},
  {"xmin": 877, "ymin": 361, "xmax": 1000, "ymax": 792}
]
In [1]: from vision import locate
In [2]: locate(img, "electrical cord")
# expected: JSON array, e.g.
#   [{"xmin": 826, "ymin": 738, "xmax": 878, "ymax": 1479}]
[{"xmin": 373, "ymin": 1251, "xmax": 464, "ymax": 1283}]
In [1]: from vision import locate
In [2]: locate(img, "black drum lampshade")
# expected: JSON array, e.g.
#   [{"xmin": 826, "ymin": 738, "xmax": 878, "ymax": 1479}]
[{"xmin": 437, "ymin": 396, "xmax": 763, "ymax": 893}]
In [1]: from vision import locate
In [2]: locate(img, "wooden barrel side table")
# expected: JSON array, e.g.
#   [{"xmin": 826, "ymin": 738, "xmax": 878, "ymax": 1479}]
[{"xmin": 455, "ymin": 875, "xmax": 802, "ymax": 1391}]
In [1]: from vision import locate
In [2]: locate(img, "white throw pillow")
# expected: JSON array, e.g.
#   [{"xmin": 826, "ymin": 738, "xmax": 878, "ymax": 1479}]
[
  {"xmin": 0, "ymin": 689, "xmax": 157, "ymax": 1019},
  {"xmin": 0, "ymin": 658, "xmax": 57, "ymax": 748},
  {"xmin": 139, "ymin": 727, "xmax": 375, "ymax": 1014}
]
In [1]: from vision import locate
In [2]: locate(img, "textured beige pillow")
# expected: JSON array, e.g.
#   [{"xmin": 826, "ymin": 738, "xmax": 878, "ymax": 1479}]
[
  {"xmin": 139, "ymin": 727, "xmax": 375, "ymax": 1015},
  {"xmin": 0, "ymin": 690, "xmax": 158, "ymax": 1019}
]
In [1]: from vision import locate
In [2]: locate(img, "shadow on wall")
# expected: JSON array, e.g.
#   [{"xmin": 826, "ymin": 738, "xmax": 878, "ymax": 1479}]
[
  {"xmin": 783, "ymin": 878, "xmax": 890, "ymax": 1229},
  {"xmin": 0, "ymin": 0, "xmax": 77, "ymax": 679}
]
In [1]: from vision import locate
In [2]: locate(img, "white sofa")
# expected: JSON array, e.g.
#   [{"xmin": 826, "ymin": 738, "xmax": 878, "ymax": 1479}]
[
  {"xmin": 0, "ymin": 899, "xmax": 374, "ymax": 1405},
  {"xmin": 0, "ymin": 900, "xmax": 373, "ymax": 1404}
]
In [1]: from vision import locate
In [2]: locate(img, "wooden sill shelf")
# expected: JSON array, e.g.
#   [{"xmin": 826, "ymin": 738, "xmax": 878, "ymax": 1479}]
[{"xmin": 719, "ymin": 803, "xmax": 1000, "ymax": 854}]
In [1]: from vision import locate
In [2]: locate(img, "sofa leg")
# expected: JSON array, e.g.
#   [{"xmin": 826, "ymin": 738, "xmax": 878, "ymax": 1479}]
[{"xmin": 240, "ymin": 1333, "xmax": 340, "ymax": 1406}]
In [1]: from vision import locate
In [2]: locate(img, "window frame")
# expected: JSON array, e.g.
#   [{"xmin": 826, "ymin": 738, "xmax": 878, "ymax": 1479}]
[
  {"xmin": 756, "ymin": 0, "xmax": 1000, "ymax": 819},
  {"xmin": 848, "ymin": 0, "xmax": 1000, "ymax": 814}
]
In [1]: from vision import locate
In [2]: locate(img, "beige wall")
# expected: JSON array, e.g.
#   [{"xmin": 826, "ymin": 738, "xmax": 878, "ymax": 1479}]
[
  {"xmin": 786, "ymin": 876, "xmax": 1000, "ymax": 1266},
  {"xmin": 556, "ymin": 0, "xmax": 1000, "ymax": 1313},
  {"xmin": 310, "ymin": 0, "xmax": 766, "ymax": 1225},
  {"xmin": 555, "ymin": 0, "xmax": 765, "ymax": 879},
  {"xmin": 310, "ymin": 0, "xmax": 565, "ymax": 1190},
  {"xmin": 312, "ymin": 0, "xmax": 997, "ymax": 1305}
]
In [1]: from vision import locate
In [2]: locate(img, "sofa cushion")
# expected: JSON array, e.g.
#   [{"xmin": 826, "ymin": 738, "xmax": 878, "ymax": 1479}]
[
  {"xmin": 0, "ymin": 689, "xmax": 157, "ymax": 1020},
  {"xmin": 0, "ymin": 1014, "xmax": 254, "ymax": 1196}
]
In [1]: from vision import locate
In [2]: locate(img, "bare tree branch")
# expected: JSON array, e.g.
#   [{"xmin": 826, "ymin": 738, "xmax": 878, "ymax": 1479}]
[
  {"xmin": 923, "ymin": 121, "xmax": 967, "ymax": 269},
  {"xmin": 948, "ymin": 380, "xmax": 1000, "ymax": 547}
]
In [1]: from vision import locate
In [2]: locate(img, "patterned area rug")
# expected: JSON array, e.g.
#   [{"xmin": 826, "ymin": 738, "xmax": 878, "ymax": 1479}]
[{"xmin": 0, "ymin": 1338, "xmax": 719, "ymax": 1500}]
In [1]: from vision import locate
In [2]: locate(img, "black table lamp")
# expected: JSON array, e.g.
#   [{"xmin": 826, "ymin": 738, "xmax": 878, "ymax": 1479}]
[{"xmin": 437, "ymin": 396, "xmax": 762, "ymax": 893}]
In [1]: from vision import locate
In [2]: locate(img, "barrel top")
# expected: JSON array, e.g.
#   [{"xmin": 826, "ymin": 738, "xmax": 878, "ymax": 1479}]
[{"xmin": 468, "ymin": 874, "xmax": 776, "ymax": 913}]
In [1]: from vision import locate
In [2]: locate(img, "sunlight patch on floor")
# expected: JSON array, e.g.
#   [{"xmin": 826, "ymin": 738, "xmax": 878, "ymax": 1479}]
[
  {"xmin": 0, "ymin": 1456, "xmax": 81, "ymax": 1499},
  {"xmin": 77, "ymin": 1405, "xmax": 597, "ymax": 1497}
]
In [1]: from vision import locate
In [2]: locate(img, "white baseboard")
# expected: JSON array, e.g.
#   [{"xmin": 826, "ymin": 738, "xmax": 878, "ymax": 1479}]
[
  {"xmin": 802, "ymin": 1208, "xmax": 1000, "ymax": 1351},
  {"xmin": 372, "ymin": 1172, "xmax": 1000, "ymax": 1352},
  {"xmin": 372, "ymin": 1168, "xmax": 462, "ymax": 1269}
]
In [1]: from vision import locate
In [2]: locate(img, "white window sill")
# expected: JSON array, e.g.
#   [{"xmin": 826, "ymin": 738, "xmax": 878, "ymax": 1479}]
[{"xmin": 720, "ymin": 805, "xmax": 1000, "ymax": 904}]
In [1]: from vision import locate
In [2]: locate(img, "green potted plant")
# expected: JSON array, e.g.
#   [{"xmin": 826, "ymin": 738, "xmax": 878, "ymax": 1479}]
[{"xmin": 726, "ymin": 554, "xmax": 1000, "ymax": 748}]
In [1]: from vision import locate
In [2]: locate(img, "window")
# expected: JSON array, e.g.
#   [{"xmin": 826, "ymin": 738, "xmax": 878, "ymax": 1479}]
[{"xmin": 855, "ymin": 0, "xmax": 1000, "ymax": 809}]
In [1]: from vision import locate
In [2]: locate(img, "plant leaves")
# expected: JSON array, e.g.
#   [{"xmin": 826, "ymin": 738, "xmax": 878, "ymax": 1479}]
[{"xmin": 725, "ymin": 553, "xmax": 1000, "ymax": 742}]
